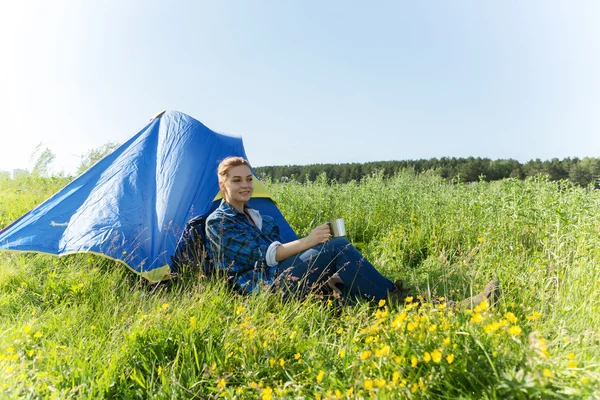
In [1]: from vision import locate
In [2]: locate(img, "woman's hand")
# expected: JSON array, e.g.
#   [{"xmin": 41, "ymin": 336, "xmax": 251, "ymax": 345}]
[
  {"xmin": 307, "ymin": 224, "xmax": 332, "ymax": 247},
  {"xmin": 275, "ymin": 224, "xmax": 332, "ymax": 262}
]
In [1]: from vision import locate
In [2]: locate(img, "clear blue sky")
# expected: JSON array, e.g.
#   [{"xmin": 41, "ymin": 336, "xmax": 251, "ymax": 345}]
[{"xmin": 1, "ymin": 1, "xmax": 599, "ymax": 175}]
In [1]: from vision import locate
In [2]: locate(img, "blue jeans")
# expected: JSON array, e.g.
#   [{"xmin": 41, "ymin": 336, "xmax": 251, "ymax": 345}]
[{"xmin": 274, "ymin": 237, "xmax": 395, "ymax": 302}]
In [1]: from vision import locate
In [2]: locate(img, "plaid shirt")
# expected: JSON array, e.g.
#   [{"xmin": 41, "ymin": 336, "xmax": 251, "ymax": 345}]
[{"xmin": 205, "ymin": 200, "xmax": 281, "ymax": 294}]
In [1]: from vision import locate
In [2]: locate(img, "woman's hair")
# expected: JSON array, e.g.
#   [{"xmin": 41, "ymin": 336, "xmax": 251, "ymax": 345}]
[{"xmin": 217, "ymin": 156, "xmax": 252, "ymax": 183}]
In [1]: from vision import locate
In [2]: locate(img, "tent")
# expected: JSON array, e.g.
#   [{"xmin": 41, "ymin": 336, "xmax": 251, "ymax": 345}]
[{"xmin": 0, "ymin": 110, "xmax": 297, "ymax": 281}]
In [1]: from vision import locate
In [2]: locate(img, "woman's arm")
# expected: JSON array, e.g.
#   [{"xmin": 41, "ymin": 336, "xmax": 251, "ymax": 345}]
[{"xmin": 275, "ymin": 223, "xmax": 331, "ymax": 262}]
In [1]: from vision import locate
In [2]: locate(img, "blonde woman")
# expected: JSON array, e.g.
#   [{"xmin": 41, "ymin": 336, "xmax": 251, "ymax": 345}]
[{"xmin": 205, "ymin": 156, "xmax": 499, "ymax": 306}]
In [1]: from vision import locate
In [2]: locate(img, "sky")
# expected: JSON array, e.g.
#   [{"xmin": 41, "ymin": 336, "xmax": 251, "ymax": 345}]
[{"xmin": 1, "ymin": 1, "xmax": 599, "ymax": 175}]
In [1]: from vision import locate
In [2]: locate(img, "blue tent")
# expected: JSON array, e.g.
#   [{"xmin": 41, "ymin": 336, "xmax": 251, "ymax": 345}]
[{"xmin": 0, "ymin": 111, "xmax": 297, "ymax": 281}]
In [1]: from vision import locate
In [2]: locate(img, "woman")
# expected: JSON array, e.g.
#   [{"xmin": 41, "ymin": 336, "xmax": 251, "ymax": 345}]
[{"xmin": 205, "ymin": 156, "xmax": 499, "ymax": 306}]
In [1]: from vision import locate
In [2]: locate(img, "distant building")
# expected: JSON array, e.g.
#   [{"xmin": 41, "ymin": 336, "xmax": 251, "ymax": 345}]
[{"xmin": 12, "ymin": 169, "xmax": 29, "ymax": 179}]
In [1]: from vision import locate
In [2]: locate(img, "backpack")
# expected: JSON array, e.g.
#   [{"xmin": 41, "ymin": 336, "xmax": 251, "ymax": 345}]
[{"xmin": 171, "ymin": 213, "xmax": 213, "ymax": 276}]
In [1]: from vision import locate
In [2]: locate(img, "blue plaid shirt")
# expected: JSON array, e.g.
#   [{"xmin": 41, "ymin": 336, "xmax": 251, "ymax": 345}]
[{"xmin": 205, "ymin": 200, "xmax": 281, "ymax": 294}]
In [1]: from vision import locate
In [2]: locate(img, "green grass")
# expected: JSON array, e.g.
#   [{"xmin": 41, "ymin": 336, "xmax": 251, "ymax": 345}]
[{"xmin": 0, "ymin": 173, "xmax": 599, "ymax": 399}]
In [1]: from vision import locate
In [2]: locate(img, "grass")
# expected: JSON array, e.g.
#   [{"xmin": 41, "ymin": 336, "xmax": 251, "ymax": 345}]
[{"xmin": 0, "ymin": 172, "xmax": 599, "ymax": 399}]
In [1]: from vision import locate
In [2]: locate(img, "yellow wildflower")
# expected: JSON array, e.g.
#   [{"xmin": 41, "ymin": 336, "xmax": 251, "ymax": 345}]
[
  {"xmin": 161, "ymin": 303, "xmax": 169, "ymax": 310},
  {"xmin": 405, "ymin": 296, "xmax": 413, "ymax": 303},
  {"xmin": 375, "ymin": 345, "xmax": 390, "ymax": 358},
  {"xmin": 262, "ymin": 386, "xmax": 273, "ymax": 400},
  {"xmin": 447, "ymin": 354, "xmax": 455, "ymax": 364},
  {"xmin": 316, "ymin": 370, "xmax": 325, "ymax": 383},
  {"xmin": 336, "ymin": 327, "xmax": 344, "ymax": 334},
  {"xmin": 279, "ymin": 358, "xmax": 285, "ymax": 367},
  {"xmin": 567, "ymin": 353, "xmax": 575, "ymax": 360},
  {"xmin": 568, "ymin": 361, "xmax": 577, "ymax": 368},
  {"xmin": 360, "ymin": 350, "xmax": 372, "ymax": 360},
  {"xmin": 504, "ymin": 312, "xmax": 518, "ymax": 323},
  {"xmin": 410, "ymin": 383, "xmax": 418, "ymax": 393},
  {"xmin": 363, "ymin": 380, "xmax": 373, "ymax": 391},
  {"xmin": 471, "ymin": 313, "xmax": 483, "ymax": 323},
  {"xmin": 581, "ymin": 377, "xmax": 589, "ymax": 384},
  {"xmin": 431, "ymin": 349, "xmax": 442, "ymax": 363},
  {"xmin": 346, "ymin": 388, "xmax": 354, "ymax": 396},
  {"xmin": 443, "ymin": 337, "xmax": 451, "ymax": 345},
  {"xmin": 423, "ymin": 352, "xmax": 431, "ymax": 362},
  {"xmin": 378, "ymin": 299, "xmax": 386, "ymax": 307},
  {"xmin": 338, "ymin": 348, "xmax": 346, "ymax": 358},
  {"xmin": 375, "ymin": 378, "xmax": 386, "ymax": 388},
  {"xmin": 543, "ymin": 369, "xmax": 553, "ymax": 378},
  {"xmin": 33, "ymin": 331, "xmax": 42, "ymax": 339},
  {"xmin": 189, "ymin": 316, "xmax": 197, "ymax": 328},
  {"xmin": 24, "ymin": 325, "xmax": 32, "ymax": 334},
  {"xmin": 508, "ymin": 325, "xmax": 522, "ymax": 336},
  {"xmin": 217, "ymin": 378, "xmax": 226, "ymax": 389},
  {"xmin": 294, "ymin": 353, "xmax": 301, "ymax": 360},
  {"xmin": 411, "ymin": 356, "xmax": 418, "ymax": 367},
  {"xmin": 392, "ymin": 371, "xmax": 400, "ymax": 383}
]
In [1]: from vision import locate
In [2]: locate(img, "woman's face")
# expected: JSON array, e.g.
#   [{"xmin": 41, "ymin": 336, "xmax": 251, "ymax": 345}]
[{"xmin": 220, "ymin": 165, "xmax": 254, "ymax": 205}]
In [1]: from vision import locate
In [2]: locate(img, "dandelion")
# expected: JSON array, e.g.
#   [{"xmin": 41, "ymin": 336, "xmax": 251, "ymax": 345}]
[
  {"xmin": 431, "ymin": 349, "xmax": 442, "ymax": 363},
  {"xmin": 269, "ymin": 358, "xmax": 276, "ymax": 367},
  {"xmin": 410, "ymin": 383, "xmax": 418, "ymax": 393},
  {"xmin": 217, "ymin": 378, "xmax": 226, "ymax": 389},
  {"xmin": 568, "ymin": 361, "xmax": 577, "ymax": 368},
  {"xmin": 161, "ymin": 303, "xmax": 169, "ymax": 310},
  {"xmin": 23, "ymin": 325, "xmax": 32, "ymax": 334},
  {"xmin": 279, "ymin": 358, "xmax": 285, "ymax": 367},
  {"xmin": 447, "ymin": 354, "xmax": 455, "ymax": 364},
  {"xmin": 508, "ymin": 325, "xmax": 522, "ymax": 335},
  {"xmin": 375, "ymin": 345, "xmax": 390, "ymax": 357},
  {"xmin": 543, "ymin": 369, "xmax": 553, "ymax": 378},
  {"xmin": 405, "ymin": 296, "xmax": 413, "ymax": 303},
  {"xmin": 316, "ymin": 370, "xmax": 325, "ymax": 383},
  {"xmin": 294, "ymin": 353, "xmax": 301, "ymax": 360},
  {"xmin": 378, "ymin": 299, "xmax": 386, "ymax": 307},
  {"xmin": 262, "ymin": 386, "xmax": 273, "ymax": 400},
  {"xmin": 504, "ymin": 312, "xmax": 518, "ymax": 323},
  {"xmin": 443, "ymin": 337, "xmax": 451, "ymax": 345},
  {"xmin": 428, "ymin": 324, "xmax": 437, "ymax": 332},
  {"xmin": 363, "ymin": 380, "xmax": 374, "ymax": 391},
  {"xmin": 477, "ymin": 237, "xmax": 485, "ymax": 243},
  {"xmin": 423, "ymin": 352, "xmax": 431, "ymax": 362},
  {"xmin": 526, "ymin": 311, "xmax": 542, "ymax": 321},
  {"xmin": 360, "ymin": 350, "xmax": 372, "ymax": 360},
  {"xmin": 375, "ymin": 378, "xmax": 386, "ymax": 388},
  {"xmin": 567, "ymin": 353, "xmax": 575, "ymax": 360},
  {"xmin": 33, "ymin": 331, "xmax": 42, "ymax": 339},
  {"xmin": 392, "ymin": 371, "xmax": 400, "ymax": 383},
  {"xmin": 411, "ymin": 356, "xmax": 418, "ymax": 367},
  {"xmin": 346, "ymin": 388, "xmax": 354, "ymax": 396},
  {"xmin": 471, "ymin": 313, "xmax": 483, "ymax": 323}
]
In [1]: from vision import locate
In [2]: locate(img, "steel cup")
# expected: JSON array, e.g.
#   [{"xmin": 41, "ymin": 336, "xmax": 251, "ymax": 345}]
[{"xmin": 328, "ymin": 218, "xmax": 346, "ymax": 237}]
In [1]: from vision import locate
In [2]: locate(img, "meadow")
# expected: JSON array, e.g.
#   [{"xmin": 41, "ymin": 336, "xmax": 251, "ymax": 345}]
[{"xmin": 0, "ymin": 172, "xmax": 599, "ymax": 399}]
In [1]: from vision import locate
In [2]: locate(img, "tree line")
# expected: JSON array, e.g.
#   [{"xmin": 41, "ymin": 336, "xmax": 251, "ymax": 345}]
[{"xmin": 255, "ymin": 157, "xmax": 600, "ymax": 187}]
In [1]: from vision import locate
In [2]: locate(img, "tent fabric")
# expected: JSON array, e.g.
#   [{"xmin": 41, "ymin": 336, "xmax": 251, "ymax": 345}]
[{"xmin": 0, "ymin": 110, "xmax": 297, "ymax": 281}]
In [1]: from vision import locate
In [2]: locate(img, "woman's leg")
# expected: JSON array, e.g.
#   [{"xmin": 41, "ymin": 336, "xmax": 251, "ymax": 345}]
[{"xmin": 275, "ymin": 237, "xmax": 395, "ymax": 301}]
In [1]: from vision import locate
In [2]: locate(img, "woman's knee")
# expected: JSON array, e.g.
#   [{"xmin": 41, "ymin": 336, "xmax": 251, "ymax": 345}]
[{"xmin": 325, "ymin": 237, "xmax": 351, "ymax": 253}]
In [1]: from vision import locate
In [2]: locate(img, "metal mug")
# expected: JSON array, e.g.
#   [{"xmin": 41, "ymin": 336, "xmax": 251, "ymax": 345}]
[{"xmin": 328, "ymin": 218, "xmax": 346, "ymax": 237}]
